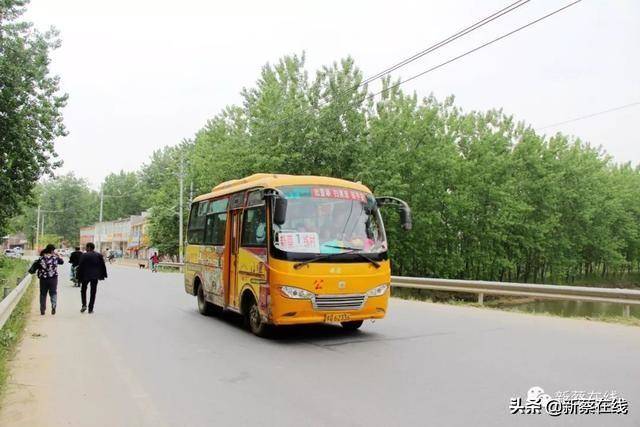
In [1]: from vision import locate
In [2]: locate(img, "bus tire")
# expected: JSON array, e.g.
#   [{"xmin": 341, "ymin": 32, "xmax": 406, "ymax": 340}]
[
  {"xmin": 197, "ymin": 284, "xmax": 214, "ymax": 316},
  {"xmin": 341, "ymin": 320, "xmax": 364, "ymax": 330},
  {"xmin": 244, "ymin": 297, "xmax": 270, "ymax": 337}
]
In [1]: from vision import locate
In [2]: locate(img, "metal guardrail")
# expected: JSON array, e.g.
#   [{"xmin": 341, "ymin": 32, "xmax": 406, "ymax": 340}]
[
  {"xmin": 155, "ymin": 262, "xmax": 639, "ymax": 318},
  {"xmin": 391, "ymin": 276, "xmax": 640, "ymax": 317},
  {"xmin": 0, "ymin": 273, "xmax": 32, "ymax": 329},
  {"xmin": 157, "ymin": 262, "xmax": 184, "ymax": 270}
]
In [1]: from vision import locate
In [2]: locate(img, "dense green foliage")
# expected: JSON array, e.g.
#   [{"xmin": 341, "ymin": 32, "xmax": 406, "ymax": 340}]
[
  {"xmin": 9, "ymin": 174, "xmax": 97, "ymax": 246},
  {"xmin": 9, "ymin": 170, "xmax": 151, "ymax": 246},
  {"xmin": 138, "ymin": 143, "xmax": 191, "ymax": 255},
  {"xmin": 180, "ymin": 54, "xmax": 640, "ymax": 282},
  {"xmin": 0, "ymin": 0, "xmax": 67, "ymax": 234},
  {"xmin": 6, "ymin": 51, "xmax": 639, "ymax": 283},
  {"xmin": 100, "ymin": 171, "xmax": 146, "ymax": 222},
  {"xmin": 38, "ymin": 174, "xmax": 98, "ymax": 244},
  {"xmin": 0, "ymin": 257, "xmax": 28, "ymax": 290}
]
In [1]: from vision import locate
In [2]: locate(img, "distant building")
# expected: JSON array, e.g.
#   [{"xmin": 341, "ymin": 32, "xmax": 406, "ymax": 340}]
[
  {"xmin": 80, "ymin": 211, "xmax": 150, "ymax": 259},
  {"xmin": 128, "ymin": 212, "xmax": 150, "ymax": 260},
  {"xmin": 1, "ymin": 233, "xmax": 27, "ymax": 250},
  {"xmin": 80, "ymin": 226, "xmax": 95, "ymax": 248}
]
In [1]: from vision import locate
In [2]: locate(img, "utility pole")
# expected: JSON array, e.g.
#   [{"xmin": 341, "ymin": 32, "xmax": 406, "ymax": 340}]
[
  {"xmin": 35, "ymin": 205, "xmax": 41, "ymax": 252},
  {"xmin": 178, "ymin": 155, "xmax": 184, "ymax": 263},
  {"xmin": 99, "ymin": 185, "xmax": 104, "ymax": 223},
  {"xmin": 97, "ymin": 185, "xmax": 104, "ymax": 253},
  {"xmin": 37, "ymin": 209, "xmax": 63, "ymax": 248}
]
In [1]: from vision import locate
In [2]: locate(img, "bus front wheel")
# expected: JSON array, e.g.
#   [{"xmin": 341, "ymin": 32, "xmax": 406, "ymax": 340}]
[
  {"xmin": 245, "ymin": 299, "xmax": 270, "ymax": 337},
  {"xmin": 341, "ymin": 320, "xmax": 364, "ymax": 330}
]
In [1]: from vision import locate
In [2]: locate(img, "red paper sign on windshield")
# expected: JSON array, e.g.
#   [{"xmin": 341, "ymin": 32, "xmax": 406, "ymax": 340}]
[
  {"xmin": 312, "ymin": 188, "xmax": 367, "ymax": 202},
  {"xmin": 278, "ymin": 232, "xmax": 320, "ymax": 253}
]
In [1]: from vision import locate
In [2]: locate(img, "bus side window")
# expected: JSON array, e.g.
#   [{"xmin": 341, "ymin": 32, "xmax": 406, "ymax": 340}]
[
  {"xmin": 204, "ymin": 213, "xmax": 227, "ymax": 245},
  {"xmin": 188, "ymin": 201, "xmax": 207, "ymax": 244},
  {"xmin": 241, "ymin": 206, "xmax": 266, "ymax": 247}
]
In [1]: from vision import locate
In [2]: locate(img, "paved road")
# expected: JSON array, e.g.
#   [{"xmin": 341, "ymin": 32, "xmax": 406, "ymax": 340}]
[{"xmin": 1, "ymin": 265, "xmax": 639, "ymax": 427}]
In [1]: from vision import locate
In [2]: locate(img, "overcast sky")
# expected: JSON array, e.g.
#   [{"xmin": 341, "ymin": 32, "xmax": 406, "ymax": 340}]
[{"xmin": 26, "ymin": 0, "xmax": 640, "ymax": 188}]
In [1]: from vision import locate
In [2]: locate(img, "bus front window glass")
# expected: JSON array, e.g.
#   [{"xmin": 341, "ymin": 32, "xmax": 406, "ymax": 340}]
[
  {"xmin": 242, "ymin": 206, "xmax": 266, "ymax": 247},
  {"xmin": 272, "ymin": 186, "xmax": 387, "ymax": 255}
]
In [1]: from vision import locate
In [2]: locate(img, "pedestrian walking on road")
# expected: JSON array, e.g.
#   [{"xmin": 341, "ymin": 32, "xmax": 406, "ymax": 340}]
[
  {"xmin": 150, "ymin": 252, "xmax": 159, "ymax": 273},
  {"xmin": 77, "ymin": 242, "xmax": 107, "ymax": 314},
  {"xmin": 29, "ymin": 244, "xmax": 64, "ymax": 315},
  {"xmin": 69, "ymin": 246, "xmax": 82, "ymax": 287}
]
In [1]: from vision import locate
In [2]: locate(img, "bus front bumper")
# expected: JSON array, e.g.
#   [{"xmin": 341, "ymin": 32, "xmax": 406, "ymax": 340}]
[{"xmin": 270, "ymin": 294, "xmax": 388, "ymax": 325}]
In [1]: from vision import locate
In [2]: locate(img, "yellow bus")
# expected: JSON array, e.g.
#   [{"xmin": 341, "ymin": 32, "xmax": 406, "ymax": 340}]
[{"xmin": 184, "ymin": 173, "xmax": 411, "ymax": 336}]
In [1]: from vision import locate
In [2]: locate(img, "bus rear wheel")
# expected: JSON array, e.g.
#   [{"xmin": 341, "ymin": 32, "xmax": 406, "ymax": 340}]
[
  {"xmin": 197, "ymin": 285, "xmax": 214, "ymax": 316},
  {"xmin": 245, "ymin": 299, "xmax": 270, "ymax": 337},
  {"xmin": 341, "ymin": 320, "xmax": 364, "ymax": 330}
]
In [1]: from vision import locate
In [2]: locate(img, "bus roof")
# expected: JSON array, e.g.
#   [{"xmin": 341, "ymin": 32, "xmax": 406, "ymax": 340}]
[{"xmin": 193, "ymin": 173, "xmax": 372, "ymax": 202}]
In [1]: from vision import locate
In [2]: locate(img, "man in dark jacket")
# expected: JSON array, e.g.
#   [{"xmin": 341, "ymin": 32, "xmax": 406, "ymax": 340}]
[
  {"xmin": 77, "ymin": 242, "xmax": 108, "ymax": 313},
  {"xmin": 69, "ymin": 247, "xmax": 82, "ymax": 287}
]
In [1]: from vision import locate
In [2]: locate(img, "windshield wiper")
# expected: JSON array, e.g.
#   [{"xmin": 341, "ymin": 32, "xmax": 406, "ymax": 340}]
[
  {"xmin": 293, "ymin": 245, "xmax": 382, "ymax": 270},
  {"xmin": 321, "ymin": 245, "xmax": 381, "ymax": 269},
  {"xmin": 293, "ymin": 252, "xmax": 342, "ymax": 270}
]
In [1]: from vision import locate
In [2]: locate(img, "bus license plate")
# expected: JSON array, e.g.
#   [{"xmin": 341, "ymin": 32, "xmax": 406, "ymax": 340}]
[{"xmin": 325, "ymin": 313, "xmax": 351, "ymax": 322}]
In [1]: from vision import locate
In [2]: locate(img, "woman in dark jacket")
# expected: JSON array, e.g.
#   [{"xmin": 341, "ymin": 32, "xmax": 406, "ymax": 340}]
[
  {"xmin": 77, "ymin": 242, "xmax": 107, "ymax": 313},
  {"xmin": 35, "ymin": 244, "xmax": 64, "ymax": 315}
]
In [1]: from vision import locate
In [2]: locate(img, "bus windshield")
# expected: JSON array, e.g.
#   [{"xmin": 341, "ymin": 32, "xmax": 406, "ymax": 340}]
[{"xmin": 272, "ymin": 186, "xmax": 387, "ymax": 257}]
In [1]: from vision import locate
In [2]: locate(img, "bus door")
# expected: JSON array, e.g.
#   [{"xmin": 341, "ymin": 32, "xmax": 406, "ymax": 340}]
[{"xmin": 226, "ymin": 192, "xmax": 245, "ymax": 309}]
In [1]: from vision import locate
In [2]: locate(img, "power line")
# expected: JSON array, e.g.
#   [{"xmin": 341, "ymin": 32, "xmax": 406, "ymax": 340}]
[
  {"xmin": 217, "ymin": 0, "xmax": 582, "ymax": 141},
  {"xmin": 359, "ymin": 0, "xmax": 531, "ymax": 88},
  {"xmin": 537, "ymin": 101, "xmax": 640, "ymax": 130},
  {"xmin": 257, "ymin": 0, "xmax": 534, "ymax": 127},
  {"xmin": 372, "ymin": 0, "xmax": 583, "ymax": 99}
]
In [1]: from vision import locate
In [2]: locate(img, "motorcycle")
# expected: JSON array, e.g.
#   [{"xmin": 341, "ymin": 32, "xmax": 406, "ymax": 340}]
[{"xmin": 70, "ymin": 265, "xmax": 80, "ymax": 287}]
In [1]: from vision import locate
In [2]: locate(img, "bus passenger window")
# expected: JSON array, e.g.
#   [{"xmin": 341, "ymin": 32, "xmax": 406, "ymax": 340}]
[
  {"xmin": 187, "ymin": 201, "xmax": 208, "ymax": 244},
  {"xmin": 204, "ymin": 213, "xmax": 227, "ymax": 246},
  {"xmin": 241, "ymin": 206, "xmax": 266, "ymax": 247}
]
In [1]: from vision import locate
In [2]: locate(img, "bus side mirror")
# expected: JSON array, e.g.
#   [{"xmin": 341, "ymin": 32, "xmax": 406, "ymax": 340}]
[
  {"xmin": 273, "ymin": 197, "xmax": 287, "ymax": 225},
  {"xmin": 400, "ymin": 207, "xmax": 412, "ymax": 231},
  {"xmin": 376, "ymin": 196, "xmax": 412, "ymax": 231}
]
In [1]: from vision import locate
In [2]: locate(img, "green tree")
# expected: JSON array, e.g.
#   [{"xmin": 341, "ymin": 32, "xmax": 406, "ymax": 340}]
[
  {"xmin": 189, "ymin": 54, "xmax": 370, "ymax": 194},
  {"xmin": 0, "ymin": 0, "xmax": 67, "ymax": 234},
  {"xmin": 92, "ymin": 52, "xmax": 640, "ymax": 282},
  {"xmin": 6, "ymin": 186, "xmax": 41, "ymax": 246},
  {"xmin": 6, "ymin": 174, "xmax": 97, "ymax": 246},
  {"xmin": 38, "ymin": 173, "xmax": 98, "ymax": 245},
  {"xmin": 140, "ymin": 143, "xmax": 191, "ymax": 255},
  {"xmin": 100, "ymin": 171, "xmax": 146, "ymax": 221}
]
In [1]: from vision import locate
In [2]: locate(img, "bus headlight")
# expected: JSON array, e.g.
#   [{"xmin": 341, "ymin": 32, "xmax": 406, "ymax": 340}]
[
  {"xmin": 280, "ymin": 286, "xmax": 314, "ymax": 299},
  {"xmin": 366, "ymin": 284, "xmax": 388, "ymax": 297}
]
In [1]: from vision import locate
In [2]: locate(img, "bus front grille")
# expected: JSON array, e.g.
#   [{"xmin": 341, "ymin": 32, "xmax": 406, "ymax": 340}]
[{"xmin": 313, "ymin": 294, "xmax": 366, "ymax": 311}]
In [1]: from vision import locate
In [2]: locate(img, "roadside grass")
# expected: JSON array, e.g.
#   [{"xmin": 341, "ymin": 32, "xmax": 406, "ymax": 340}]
[
  {"xmin": 0, "ymin": 258, "xmax": 29, "ymax": 293},
  {"xmin": 495, "ymin": 305, "xmax": 640, "ymax": 327},
  {"xmin": 391, "ymin": 287, "xmax": 640, "ymax": 327},
  {"xmin": 0, "ymin": 276, "xmax": 35, "ymax": 397},
  {"xmin": 156, "ymin": 266, "xmax": 181, "ymax": 273}
]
